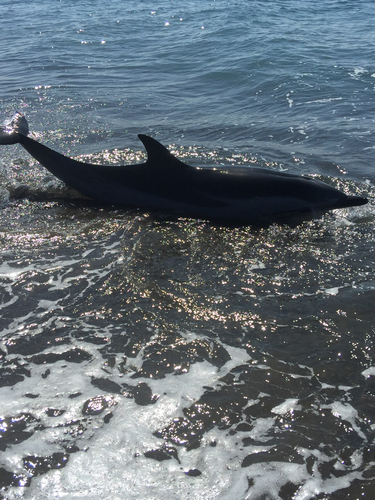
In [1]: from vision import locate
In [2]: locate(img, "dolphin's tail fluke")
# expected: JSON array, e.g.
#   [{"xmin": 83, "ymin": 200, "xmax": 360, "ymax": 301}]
[{"xmin": 0, "ymin": 112, "xmax": 29, "ymax": 145}]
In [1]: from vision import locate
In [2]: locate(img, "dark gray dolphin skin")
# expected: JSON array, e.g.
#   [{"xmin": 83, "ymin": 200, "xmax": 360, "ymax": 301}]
[{"xmin": 0, "ymin": 112, "xmax": 368, "ymax": 225}]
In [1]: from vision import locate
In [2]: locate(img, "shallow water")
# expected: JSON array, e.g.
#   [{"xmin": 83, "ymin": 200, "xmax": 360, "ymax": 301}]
[{"xmin": 1, "ymin": 0, "xmax": 375, "ymax": 498}]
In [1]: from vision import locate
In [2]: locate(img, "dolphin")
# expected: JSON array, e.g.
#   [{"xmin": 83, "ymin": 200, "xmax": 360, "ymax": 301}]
[{"xmin": 0, "ymin": 112, "xmax": 368, "ymax": 225}]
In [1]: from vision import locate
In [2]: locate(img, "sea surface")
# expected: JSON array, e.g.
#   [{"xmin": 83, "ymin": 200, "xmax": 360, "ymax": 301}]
[{"xmin": 1, "ymin": 1, "xmax": 375, "ymax": 498}]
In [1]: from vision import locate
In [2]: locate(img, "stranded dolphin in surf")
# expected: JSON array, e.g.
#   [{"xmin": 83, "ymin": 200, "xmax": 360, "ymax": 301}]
[{"xmin": 0, "ymin": 112, "xmax": 368, "ymax": 225}]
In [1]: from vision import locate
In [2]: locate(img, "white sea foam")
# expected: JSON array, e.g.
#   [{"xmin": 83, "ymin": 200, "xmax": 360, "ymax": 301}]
[
  {"xmin": 2, "ymin": 341, "xmax": 253, "ymax": 500},
  {"xmin": 272, "ymin": 398, "xmax": 301, "ymax": 415},
  {"xmin": 362, "ymin": 366, "xmax": 375, "ymax": 377},
  {"xmin": 4, "ymin": 332, "xmax": 367, "ymax": 500}
]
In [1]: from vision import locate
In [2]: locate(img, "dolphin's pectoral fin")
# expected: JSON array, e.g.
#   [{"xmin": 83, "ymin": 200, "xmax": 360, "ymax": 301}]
[{"xmin": 138, "ymin": 134, "xmax": 190, "ymax": 171}]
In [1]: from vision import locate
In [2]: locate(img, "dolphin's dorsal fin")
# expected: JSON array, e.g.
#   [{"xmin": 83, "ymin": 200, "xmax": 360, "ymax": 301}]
[{"xmin": 138, "ymin": 134, "xmax": 189, "ymax": 170}]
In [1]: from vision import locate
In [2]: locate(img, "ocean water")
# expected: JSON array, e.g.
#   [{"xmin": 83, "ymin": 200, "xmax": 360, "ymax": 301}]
[{"xmin": 1, "ymin": 0, "xmax": 375, "ymax": 498}]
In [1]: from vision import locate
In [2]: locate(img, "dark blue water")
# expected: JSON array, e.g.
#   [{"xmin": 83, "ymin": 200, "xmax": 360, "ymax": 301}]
[
  {"xmin": 2, "ymin": 0, "xmax": 375, "ymax": 172},
  {"xmin": 1, "ymin": 1, "xmax": 375, "ymax": 498}
]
